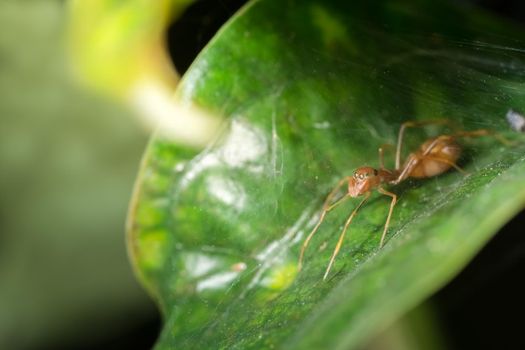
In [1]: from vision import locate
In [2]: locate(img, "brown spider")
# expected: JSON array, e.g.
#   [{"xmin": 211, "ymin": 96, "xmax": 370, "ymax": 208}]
[{"xmin": 298, "ymin": 120, "xmax": 505, "ymax": 280}]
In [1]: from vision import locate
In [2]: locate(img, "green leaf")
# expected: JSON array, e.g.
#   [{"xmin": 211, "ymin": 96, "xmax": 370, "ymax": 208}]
[{"xmin": 128, "ymin": 0, "xmax": 525, "ymax": 348}]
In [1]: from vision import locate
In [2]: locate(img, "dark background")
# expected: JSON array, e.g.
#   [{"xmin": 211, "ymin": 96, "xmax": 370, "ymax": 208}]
[{"xmin": 56, "ymin": 0, "xmax": 525, "ymax": 349}]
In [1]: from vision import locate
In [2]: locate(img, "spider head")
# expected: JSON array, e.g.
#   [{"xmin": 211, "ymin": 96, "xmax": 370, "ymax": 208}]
[{"xmin": 348, "ymin": 166, "xmax": 378, "ymax": 197}]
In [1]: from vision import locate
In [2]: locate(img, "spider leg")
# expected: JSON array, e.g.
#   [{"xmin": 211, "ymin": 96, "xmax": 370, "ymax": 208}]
[
  {"xmin": 393, "ymin": 134, "xmax": 452, "ymax": 184},
  {"xmin": 453, "ymin": 129, "xmax": 514, "ymax": 146},
  {"xmin": 298, "ymin": 176, "xmax": 351, "ymax": 271},
  {"xmin": 323, "ymin": 192, "xmax": 371, "ymax": 281},
  {"xmin": 395, "ymin": 120, "xmax": 455, "ymax": 170},
  {"xmin": 378, "ymin": 144, "xmax": 394, "ymax": 169},
  {"xmin": 377, "ymin": 187, "xmax": 397, "ymax": 248},
  {"xmin": 393, "ymin": 153, "xmax": 420, "ymax": 184}
]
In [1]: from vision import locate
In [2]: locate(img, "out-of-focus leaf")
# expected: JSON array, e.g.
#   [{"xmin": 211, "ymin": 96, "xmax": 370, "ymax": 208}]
[
  {"xmin": 68, "ymin": 0, "xmax": 221, "ymax": 147},
  {"xmin": 68, "ymin": 0, "xmax": 184, "ymax": 96},
  {"xmin": 0, "ymin": 1, "xmax": 153, "ymax": 348},
  {"xmin": 128, "ymin": 0, "xmax": 525, "ymax": 348}
]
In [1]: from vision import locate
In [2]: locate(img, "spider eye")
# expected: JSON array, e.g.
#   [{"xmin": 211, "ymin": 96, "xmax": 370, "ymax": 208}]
[{"xmin": 353, "ymin": 170, "xmax": 369, "ymax": 180}]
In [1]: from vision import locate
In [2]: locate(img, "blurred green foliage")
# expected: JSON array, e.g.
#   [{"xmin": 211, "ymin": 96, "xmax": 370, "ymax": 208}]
[
  {"xmin": 68, "ymin": 0, "xmax": 188, "ymax": 97},
  {"xmin": 0, "ymin": 2, "xmax": 154, "ymax": 348}
]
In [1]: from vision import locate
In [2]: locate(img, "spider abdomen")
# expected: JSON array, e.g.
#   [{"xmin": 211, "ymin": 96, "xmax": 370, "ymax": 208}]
[{"xmin": 407, "ymin": 137, "xmax": 461, "ymax": 178}]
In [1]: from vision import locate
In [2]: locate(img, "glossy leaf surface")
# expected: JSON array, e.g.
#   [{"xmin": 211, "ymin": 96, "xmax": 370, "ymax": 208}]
[{"xmin": 128, "ymin": 0, "xmax": 525, "ymax": 348}]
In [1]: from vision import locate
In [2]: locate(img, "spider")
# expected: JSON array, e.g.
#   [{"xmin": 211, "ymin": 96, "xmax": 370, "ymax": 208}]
[{"xmin": 298, "ymin": 120, "xmax": 506, "ymax": 280}]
